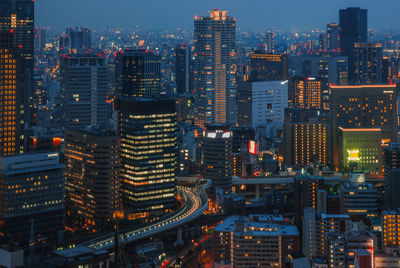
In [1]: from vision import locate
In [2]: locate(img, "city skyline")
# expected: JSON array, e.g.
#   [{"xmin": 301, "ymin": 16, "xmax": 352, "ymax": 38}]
[{"xmin": 36, "ymin": 0, "xmax": 400, "ymax": 31}]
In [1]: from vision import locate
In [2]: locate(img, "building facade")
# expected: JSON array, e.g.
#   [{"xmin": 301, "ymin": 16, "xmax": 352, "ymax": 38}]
[
  {"xmin": 250, "ymin": 51, "xmax": 288, "ymax": 81},
  {"xmin": 353, "ymin": 42, "xmax": 383, "ymax": 85}
]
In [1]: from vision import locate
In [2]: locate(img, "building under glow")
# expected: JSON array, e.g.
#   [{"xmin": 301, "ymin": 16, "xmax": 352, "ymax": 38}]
[{"xmin": 289, "ymin": 76, "xmax": 324, "ymax": 110}]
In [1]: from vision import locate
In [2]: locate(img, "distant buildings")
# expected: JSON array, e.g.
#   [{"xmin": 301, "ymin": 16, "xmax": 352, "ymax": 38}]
[
  {"xmin": 250, "ymin": 51, "xmax": 288, "ymax": 81},
  {"xmin": 265, "ymin": 32, "xmax": 275, "ymax": 53},
  {"xmin": 65, "ymin": 127, "xmax": 120, "ymax": 231},
  {"xmin": 214, "ymin": 215, "xmax": 299, "ymax": 267},
  {"xmin": 59, "ymin": 27, "xmax": 91, "ymax": 54},
  {"xmin": 326, "ymin": 23, "xmax": 340, "ymax": 52},
  {"xmin": 237, "ymin": 80, "xmax": 288, "ymax": 129},
  {"xmin": 60, "ymin": 56, "xmax": 109, "ymax": 130},
  {"xmin": 194, "ymin": 9, "xmax": 237, "ymax": 127},
  {"xmin": 175, "ymin": 43, "xmax": 191, "ymax": 95},
  {"xmin": 0, "ymin": 152, "xmax": 64, "ymax": 245}
]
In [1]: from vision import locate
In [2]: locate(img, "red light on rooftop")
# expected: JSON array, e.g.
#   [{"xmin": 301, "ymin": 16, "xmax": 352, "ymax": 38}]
[{"xmin": 53, "ymin": 137, "xmax": 61, "ymax": 147}]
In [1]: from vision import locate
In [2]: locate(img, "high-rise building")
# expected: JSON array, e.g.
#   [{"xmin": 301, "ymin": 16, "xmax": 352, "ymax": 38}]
[
  {"xmin": 193, "ymin": 9, "xmax": 237, "ymax": 127},
  {"xmin": 339, "ymin": 7, "xmax": 367, "ymax": 83},
  {"xmin": 382, "ymin": 209, "xmax": 400, "ymax": 249},
  {"xmin": 115, "ymin": 49, "xmax": 161, "ymax": 98},
  {"xmin": 59, "ymin": 27, "xmax": 91, "ymax": 54},
  {"xmin": 0, "ymin": 30, "xmax": 26, "ymax": 155},
  {"xmin": 327, "ymin": 233, "xmax": 346, "ymax": 267},
  {"xmin": 288, "ymin": 77, "xmax": 324, "ymax": 110},
  {"xmin": 338, "ymin": 128, "xmax": 382, "ymax": 174},
  {"xmin": 203, "ymin": 125, "xmax": 233, "ymax": 194},
  {"xmin": 284, "ymin": 110, "xmax": 328, "ymax": 167},
  {"xmin": 250, "ymin": 51, "xmax": 288, "ymax": 81},
  {"xmin": 65, "ymin": 127, "xmax": 120, "ymax": 232},
  {"xmin": 330, "ymin": 84, "xmax": 397, "ymax": 171},
  {"xmin": 237, "ymin": 80, "xmax": 288, "ymax": 129},
  {"xmin": 339, "ymin": 172, "xmax": 378, "ymax": 217},
  {"xmin": 303, "ymin": 207, "xmax": 351, "ymax": 259},
  {"xmin": 175, "ymin": 43, "xmax": 191, "ymax": 95},
  {"xmin": 214, "ymin": 215, "xmax": 299, "ymax": 267},
  {"xmin": 117, "ymin": 98, "xmax": 177, "ymax": 218},
  {"xmin": 384, "ymin": 142, "xmax": 400, "ymax": 210},
  {"xmin": 326, "ymin": 23, "xmax": 340, "ymax": 52},
  {"xmin": 60, "ymin": 55, "xmax": 109, "ymax": 130},
  {"xmin": 0, "ymin": 151, "xmax": 64, "ymax": 245},
  {"xmin": 293, "ymin": 175, "xmax": 325, "ymax": 224},
  {"xmin": 265, "ymin": 32, "xmax": 275, "ymax": 53},
  {"xmin": 35, "ymin": 27, "xmax": 45, "ymax": 53},
  {"xmin": 354, "ymin": 42, "xmax": 383, "ymax": 84}
]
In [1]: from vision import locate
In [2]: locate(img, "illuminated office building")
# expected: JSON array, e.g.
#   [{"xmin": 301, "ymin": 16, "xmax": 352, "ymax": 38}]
[
  {"xmin": 118, "ymin": 98, "xmax": 177, "ymax": 218},
  {"xmin": 382, "ymin": 209, "xmax": 400, "ymax": 249},
  {"xmin": 203, "ymin": 125, "xmax": 233, "ymax": 194},
  {"xmin": 354, "ymin": 42, "xmax": 383, "ymax": 84},
  {"xmin": 0, "ymin": 30, "xmax": 25, "ymax": 155},
  {"xmin": 339, "ymin": 7, "xmax": 367, "ymax": 83},
  {"xmin": 289, "ymin": 76, "xmax": 324, "ymax": 110},
  {"xmin": 303, "ymin": 207, "xmax": 351, "ymax": 259},
  {"xmin": 59, "ymin": 27, "xmax": 91, "ymax": 54},
  {"xmin": 193, "ymin": 9, "xmax": 237, "ymax": 127},
  {"xmin": 115, "ymin": 49, "xmax": 161, "ymax": 98},
  {"xmin": 326, "ymin": 23, "xmax": 339, "ymax": 52},
  {"xmin": 384, "ymin": 142, "xmax": 400, "ymax": 210},
  {"xmin": 250, "ymin": 51, "xmax": 288, "ymax": 81},
  {"xmin": 60, "ymin": 55, "xmax": 109, "ymax": 130},
  {"xmin": 330, "ymin": 84, "xmax": 397, "ymax": 171},
  {"xmin": 0, "ymin": 152, "xmax": 64, "ymax": 244},
  {"xmin": 175, "ymin": 43, "xmax": 191, "ymax": 95},
  {"xmin": 214, "ymin": 215, "xmax": 299, "ymax": 267},
  {"xmin": 65, "ymin": 127, "xmax": 120, "ymax": 231},
  {"xmin": 338, "ymin": 128, "xmax": 382, "ymax": 174}
]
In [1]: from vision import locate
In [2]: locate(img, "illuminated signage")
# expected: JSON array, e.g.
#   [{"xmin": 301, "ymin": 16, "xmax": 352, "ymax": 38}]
[
  {"xmin": 347, "ymin": 150, "xmax": 360, "ymax": 161},
  {"xmin": 248, "ymin": 141, "xmax": 257, "ymax": 155}
]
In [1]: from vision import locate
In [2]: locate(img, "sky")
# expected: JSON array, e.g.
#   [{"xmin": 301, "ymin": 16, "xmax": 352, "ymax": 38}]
[{"xmin": 36, "ymin": 0, "xmax": 400, "ymax": 32}]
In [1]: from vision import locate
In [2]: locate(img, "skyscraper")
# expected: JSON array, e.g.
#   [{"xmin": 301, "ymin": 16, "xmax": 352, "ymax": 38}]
[
  {"xmin": 117, "ymin": 98, "xmax": 177, "ymax": 218},
  {"xmin": 115, "ymin": 49, "xmax": 161, "ymax": 98},
  {"xmin": 0, "ymin": 30, "xmax": 26, "ymax": 155},
  {"xmin": 265, "ymin": 31, "xmax": 275, "ymax": 53},
  {"xmin": 59, "ymin": 27, "xmax": 91, "ymax": 54},
  {"xmin": 326, "ymin": 23, "xmax": 339, "ymax": 52},
  {"xmin": 354, "ymin": 42, "xmax": 383, "ymax": 84},
  {"xmin": 175, "ymin": 43, "xmax": 191, "ymax": 95},
  {"xmin": 194, "ymin": 9, "xmax": 237, "ymax": 128},
  {"xmin": 65, "ymin": 127, "xmax": 120, "ymax": 232},
  {"xmin": 250, "ymin": 51, "xmax": 288, "ymax": 81},
  {"xmin": 60, "ymin": 55, "xmax": 109, "ymax": 130},
  {"xmin": 384, "ymin": 142, "xmax": 400, "ymax": 210},
  {"xmin": 339, "ymin": 7, "xmax": 367, "ymax": 83}
]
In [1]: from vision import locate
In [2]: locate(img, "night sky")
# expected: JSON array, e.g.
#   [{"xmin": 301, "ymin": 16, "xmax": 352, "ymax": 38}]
[{"xmin": 36, "ymin": 0, "xmax": 399, "ymax": 31}]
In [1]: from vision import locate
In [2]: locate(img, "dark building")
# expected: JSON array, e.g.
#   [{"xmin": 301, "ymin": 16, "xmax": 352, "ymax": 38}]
[
  {"xmin": 203, "ymin": 125, "xmax": 233, "ymax": 194},
  {"xmin": 293, "ymin": 175, "xmax": 325, "ymax": 224},
  {"xmin": 175, "ymin": 43, "xmax": 191, "ymax": 95},
  {"xmin": 265, "ymin": 32, "xmax": 275, "ymax": 53},
  {"xmin": 65, "ymin": 127, "xmax": 120, "ymax": 232},
  {"xmin": 326, "ymin": 23, "xmax": 339, "ymax": 52},
  {"xmin": 117, "ymin": 98, "xmax": 177, "ymax": 218},
  {"xmin": 0, "ymin": 30, "xmax": 26, "ymax": 155},
  {"xmin": 384, "ymin": 142, "xmax": 400, "ymax": 210},
  {"xmin": 330, "ymin": 84, "xmax": 397, "ymax": 171},
  {"xmin": 231, "ymin": 126, "xmax": 255, "ymax": 154},
  {"xmin": 60, "ymin": 56, "xmax": 109, "ymax": 130},
  {"xmin": 0, "ymin": 152, "xmax": 64, "ymax": 246},
  {"xmin": 339, "ymin": 7, "xmax": 367, "ymax": 83},
  {"xmin": 115, "ymin": 49, "xmax": 161, "ymax": 98},
  {"xmin": 250, "ymin": 50, "xmax": 288, "ymax": 81},
  {"xmin": 354, "ymin": 42, "xmax": 383, "ymax": 84},
  {"xmin": 59, "ymin": 27, "xmax": 91, "ymax": 54}
]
